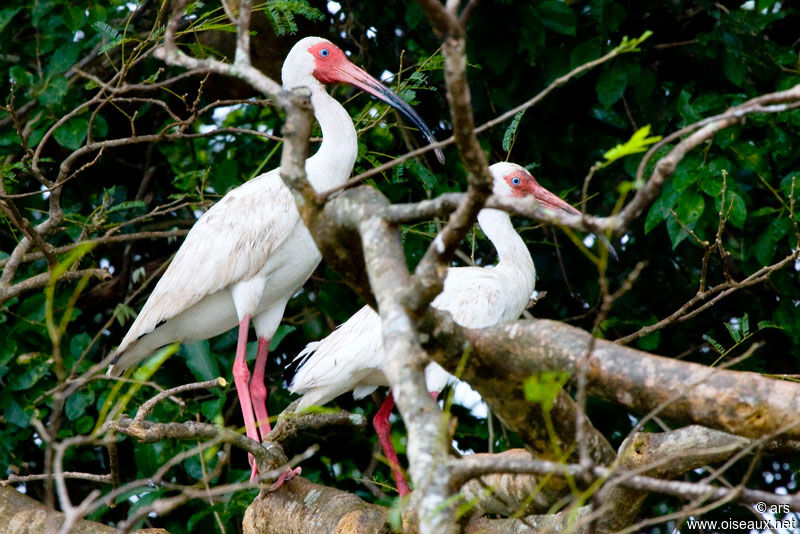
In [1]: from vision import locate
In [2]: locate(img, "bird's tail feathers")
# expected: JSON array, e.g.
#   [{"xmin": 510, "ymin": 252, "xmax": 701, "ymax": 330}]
[{"xmin": 292, "ymin": 341, "xmax": 321, "ymax": 366}]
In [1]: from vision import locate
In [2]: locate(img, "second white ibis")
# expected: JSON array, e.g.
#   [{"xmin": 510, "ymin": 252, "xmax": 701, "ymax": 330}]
[{"xmin": 290, "ymin": 162, "xmax": 581, "ymax": 494}]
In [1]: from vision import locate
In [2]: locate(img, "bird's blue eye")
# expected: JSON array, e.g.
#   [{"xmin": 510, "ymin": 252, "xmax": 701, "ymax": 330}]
[
  {"xmin": 511, "ymin": 176, "xmax": 521, "ymax": 186},
  {"xmin": 320, "ymin": 49, "xmax": 329, "ymax": 57}
]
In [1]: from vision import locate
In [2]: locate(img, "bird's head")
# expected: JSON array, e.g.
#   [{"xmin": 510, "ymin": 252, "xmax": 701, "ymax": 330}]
[
  {"xmin": 489, "ymin": 162, "xmax": 579, "ymax": 215},
  {"xmin": 283, "ymin": 36, "xmax": 443, "ymax": 163}
]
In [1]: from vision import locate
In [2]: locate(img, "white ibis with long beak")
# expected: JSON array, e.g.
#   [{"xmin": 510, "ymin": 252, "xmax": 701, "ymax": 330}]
[
  {"xmin": 290, "ymin": 162, "xmax": 580, "ymax": 494},
  {"xmin": 109, "ymin": 37, "xmax": 440, "ymax": 480}
]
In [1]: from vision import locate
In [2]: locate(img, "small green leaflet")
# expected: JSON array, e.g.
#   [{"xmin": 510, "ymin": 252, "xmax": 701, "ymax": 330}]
[
  {"xmin": 263, "ymin": 0, "xmax": 324, "ymax": 36},
  {"xmin": 523, "ymin": 370, "xmax": 570, "ymax": 411},
  {"xmin": 107, "ymin": 200, "xmax": 147, "ymax": 214},
  {"xmin": 603, "ymin": 125, "xmax": 662, "ymax": 165},
  {"xmin": 502, "ymin": 110, "xmax": 526, "ymax": 154},
  {"xmin": 93, "ymin": 21, "xmax": 122, "ymax": 54},
  {"xmin": 612, "ymin": 31, "xmax": 654, "ymax": 55}
]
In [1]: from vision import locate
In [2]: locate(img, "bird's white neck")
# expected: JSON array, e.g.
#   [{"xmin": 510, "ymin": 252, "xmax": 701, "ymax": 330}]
[
  {"xmin": 304, "ymin": 86, "xmax": 358, "ymax": 191},
  {"xmin": 477, "ymin": 208, "xmax": 535, "ymax": 277}
]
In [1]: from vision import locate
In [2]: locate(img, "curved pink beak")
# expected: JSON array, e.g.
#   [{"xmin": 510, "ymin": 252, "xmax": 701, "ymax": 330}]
[
  {"xmin": 331, "ymin": 61, "xmax": 444, "ymax": 164},
  {"xmin": 531, "ymin": 182, "xmax": 581, "ymax": 216}
]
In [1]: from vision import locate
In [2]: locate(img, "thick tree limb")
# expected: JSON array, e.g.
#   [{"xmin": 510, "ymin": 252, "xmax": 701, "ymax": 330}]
[
  {"xmin": 595, "ymin": 425, "xmax": 756, "ymax": 531},
  {"xmin": 422, "ymin": 313, "xmax": 616, "ymax": 467},
  {"xmin": 243, "ymin": 478, "xmax": 389, "ymax": 534},
  {"xmin": 0, "ymin": 486, "xmax": 167, "ymax": 534},
  {"xmin": 441, "ymin": 317, "xmax": 800, "ymax": 441}
]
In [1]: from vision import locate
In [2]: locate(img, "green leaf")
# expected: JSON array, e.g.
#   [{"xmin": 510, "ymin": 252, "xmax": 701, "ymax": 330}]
[
  {"xmin": 668, "ymin": 189, "xmax": 705, "ymax": 248},
  {"xmin": 127, "ymin": 488, "xmax": 165, "ymax": 523},
  {"xmin": 702, "ymin": 334, "xmax": 724, "ymax": 354},
  {"xmin": 114, "ymin": 303, "xmax": 137, "ymax": 326},
  {"xmin": 644, "ymin": 180, "xmax": 679, "ymax": 233},
  {"xmin": 603, "ymin": 125, "xmax": 662, "ymax": 165},
  {"xmin": 93, "ymin": 21, "xmax": 122, "ymax": 53},
  {"xmin": 183, "ymin": 455, "xmax": 203, "ymax": 479},
  {"xmin": 9, "ymin": 362, "xmax": 49, "ymax": 391},
  {"xmin": 725, "ymin": 322, "xmax": 742, "ymax": 343},
  {"xmin": 181, "ymin": 340, "xmax": 220, "ymax": 382},
  {"xmin": 722, "ymin": 53, "xmax": 745, "ymax": 87},
  {"xmin": 92, "ymin": 115, "xmax": 109, "ymax": 138},
  {"xmin": 720, "ymin": 191, "xmax": 747, "ymax": 229},
  {"xmin": 54, "ymin": 117, "xmax": 89, "ymax": 150},
  {"xmin": 188, "ymin": 503, "xmax": 226, "ymax": 531},
  {"xmin": 637, "ymin": 330, "xmax": 660, "ymax": 351},
  {"xmin": 31, "ymin": 0, "xmax": 54, "ymax": 27},
  {"xmin": 672, "ymin": 162, "xmax": 701, "ymax": 192},
  {"xmin": 201, "ymin": 397, "xmax": 224, "ymax": 420},
  {"xmin": 502, "ymin": 110, "xmax": 526, "ymax": 153},
  {"xmin": 676, "ymin": 190, "xmax": 705, "ymax": 226},
  {"xmin": 0, "ymin": 7, "xmax": 21, "ymax": 34},
  {"xmin": 602, "ymin": 3, "xmax": 626, "ymax": 32},
  {"xmin": 523, "ymin": 370, "xmax": 570, "ymax": 410},
  {"xmin": 65, "ymin": 390, "xmax": 95, "ymax": 421},
  {"xmin": 76, "ymin": 415, "xmax": 94, "ymax": 434},
  {"xmin": 46, "ymin": 44, "xmax": 80, "ymax": 77},
  {"xmin": 107, "ymin": 200, "xmax": 147, "ymax": 214},
  {"xmin": 38, "ymin": 77, "xmax": 69, "ymax": 107},
  {"xmin": 263, "ymin": 0, "xmax": 325, "ymax": 36},
  {"xmin": 754, "ymin": 218, "xmax": 791, "ymax": 266},
  {"xmin": 612, "ymin": 31, "xmax": 654, "ymax": 54},
  {"xmin": 9, "ymin": 66, "xmax": 34, "ymax": 87},
  {"xmin": 269, "ymin": 324, "xmax": 297, "ymax": 351},
  {"xmin": 63, "ymin": 6, "xmax": 87, "ymax": 31},
  {"xmin": 536, "ymin": 1, "xmax": 577, "ymax": 36},
  {"xmin": 570, "ymin": 38, "xmax": 603, "ymax": 68},
  {"xmin": 596, "ymin": 63, "xmax": 628, "ymax": 107},
  {"xmin": 210, "ymin": 158, "xmax": 241, "ymax": 194},
  {"xmin": 407, "ymin": 159, "xmax": 437, "ymax": 192},
  {"xmin": 757, "ymin": 320, "xmax": 784, "ymax": 331},
  {"xmin": 69, "ymin": 333, "xmax": 91, "ymax": 358},
  {"xmin": 698, "ymin": 160, "xmax": 732, "ymax": 197},
  {"xmin": 3, "ymin": 399, "xmax": 30, "ymax": 427}
]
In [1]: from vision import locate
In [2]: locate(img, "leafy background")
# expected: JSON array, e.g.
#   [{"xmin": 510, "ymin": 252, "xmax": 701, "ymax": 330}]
[{"xmin": 1, "ymin": 0, "xmax": 799, "ymax": 531}]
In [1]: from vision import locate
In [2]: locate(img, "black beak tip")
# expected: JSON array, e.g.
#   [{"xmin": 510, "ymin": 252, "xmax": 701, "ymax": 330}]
[
  {"xmin": 433, "ymin": 145, "xmax": 445, "ymax": 164},
  {"xmin": 594, "ymin": 233, "xmax": 618, "ymax": 261}
]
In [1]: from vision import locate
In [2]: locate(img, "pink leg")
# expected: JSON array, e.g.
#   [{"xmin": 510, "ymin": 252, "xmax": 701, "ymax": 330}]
[
  {"xmin": 232, "ymin": 315, "xmax": 260, "ymax": 481},
  {"xmin": 373, "ymin": 391, "xmax": 441, "ymax": 496},
  {"xmin": 251, "ymin": 335, "xmax": 300, "ymax": 490},
  {"xmin": 373, "ymin": 394, "xmax": 411, "ymax": 495},
  {"xmin": 250, "ymin": 336, "xmax": 272, "ymax": 442}
]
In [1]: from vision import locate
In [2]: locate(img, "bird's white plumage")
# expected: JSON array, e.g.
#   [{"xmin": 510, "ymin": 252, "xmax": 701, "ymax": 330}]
[
  {"xmin": 290, "ymin": 163, "xmax": 538, "ymax": 409},
  {"xmin": 112, "ymin": 171, "xmax": 319, "ymax": 371},
  {"xmin": 110, "ymin": 37, "xmax": 360, "ymax": 375}
]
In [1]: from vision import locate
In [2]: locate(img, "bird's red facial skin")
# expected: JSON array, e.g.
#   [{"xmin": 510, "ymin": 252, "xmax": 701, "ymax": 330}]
[
  {"xmin": 308, "ymin": 42, "xmax": 349, "ymax": 84},
  {"xmin": 505, "ymin": 171, "xmax": 581, "ymax": 215},
  {"xmin": 504, "ymin": 172, "xmax": 538, "ymax": 198}
]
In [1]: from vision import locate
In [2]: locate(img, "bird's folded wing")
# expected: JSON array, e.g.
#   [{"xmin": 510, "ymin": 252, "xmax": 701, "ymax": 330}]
[{"xmin": 116, "ymin": 171, "xmax": 300, "ymax": 353}]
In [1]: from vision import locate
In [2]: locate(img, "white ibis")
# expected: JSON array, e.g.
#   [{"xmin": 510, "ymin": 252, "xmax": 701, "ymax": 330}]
[
  {"xmin": 289, "ymin": 162, "xmax": 581, "ymax": 494},
  {"xmin": 109, "ymin": 36, "xmax": 439, "ymax": 480}
]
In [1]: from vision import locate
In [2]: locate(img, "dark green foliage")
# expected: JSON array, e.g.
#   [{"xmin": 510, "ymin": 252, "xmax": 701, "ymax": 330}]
[{"xmin": 1, "ymin": 0, "xmax": 799, "ymax": 531}]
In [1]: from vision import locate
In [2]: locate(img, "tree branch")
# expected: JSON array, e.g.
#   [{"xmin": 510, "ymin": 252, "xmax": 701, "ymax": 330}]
[{"xmin": 446, "ymin": 318, "xmax": 800, "ymax": 441}]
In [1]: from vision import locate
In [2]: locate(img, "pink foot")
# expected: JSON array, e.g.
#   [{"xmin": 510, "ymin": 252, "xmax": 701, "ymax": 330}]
[{"xmin": 271, "ymin": 467, "xmax": 302, "ymax": 489}]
